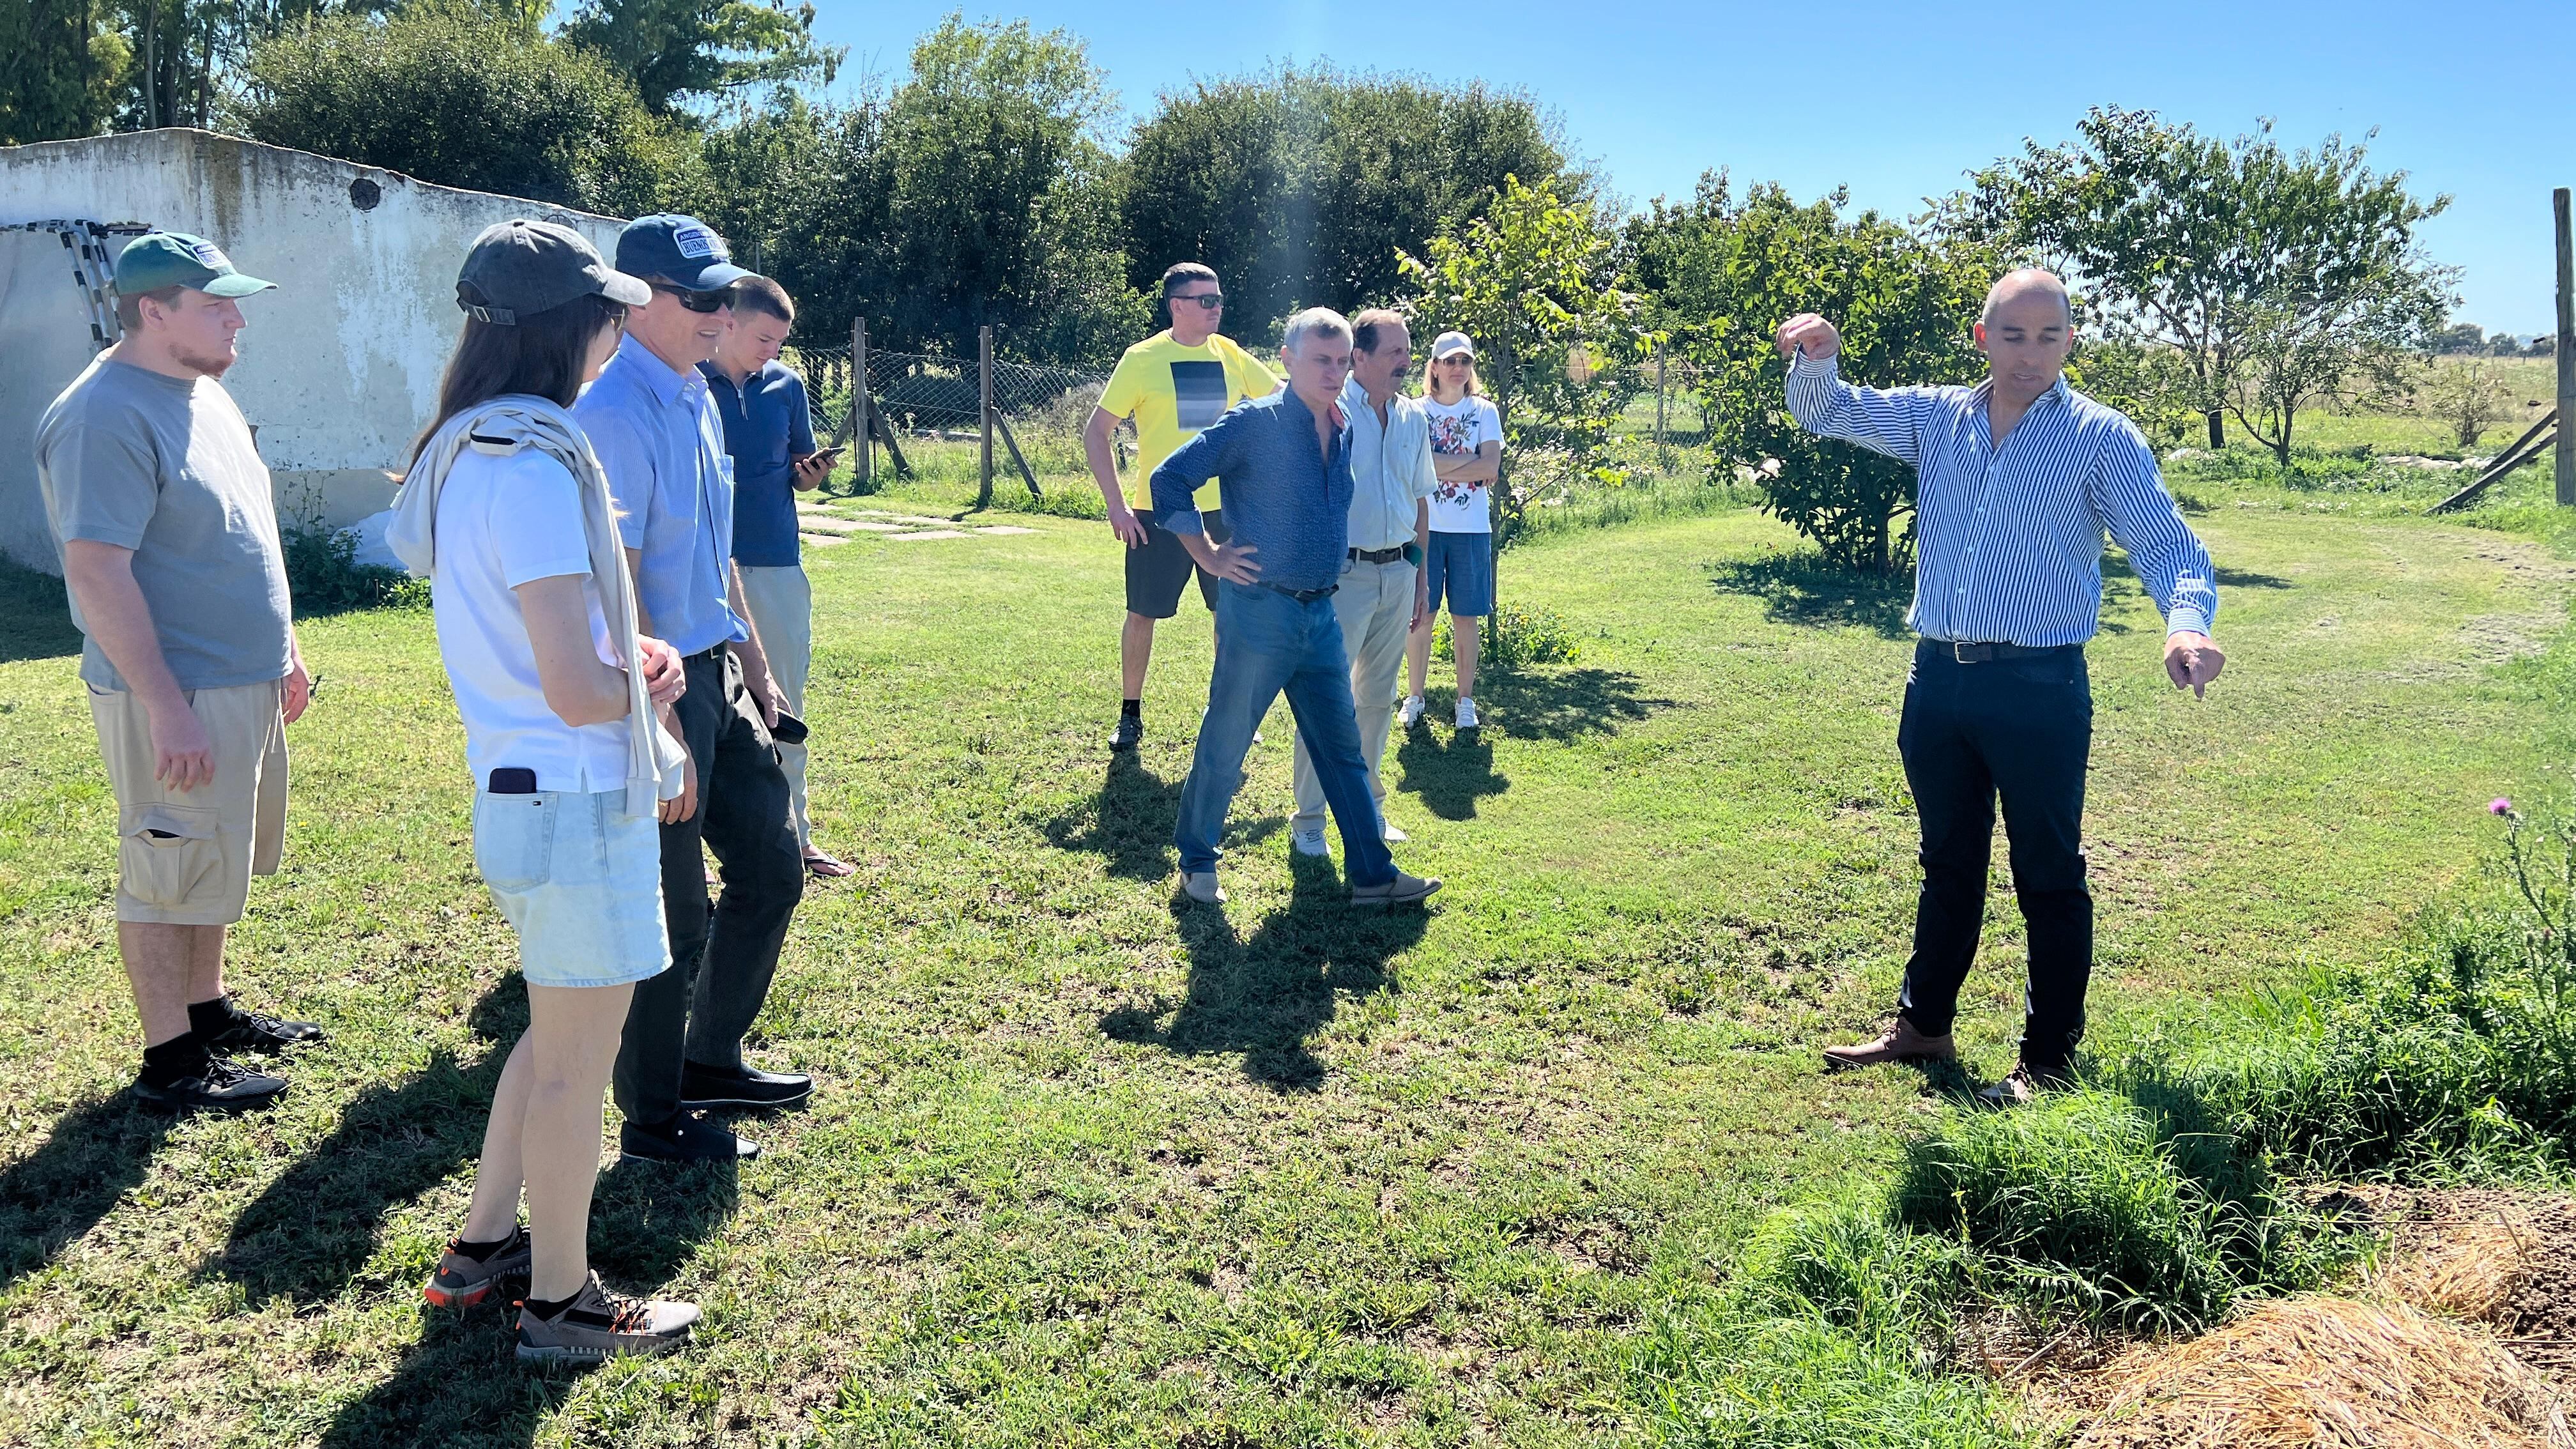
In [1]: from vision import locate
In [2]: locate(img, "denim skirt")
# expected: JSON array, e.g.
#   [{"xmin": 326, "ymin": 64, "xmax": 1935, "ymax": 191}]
[{"xmin": 471, "ymin": 788, "xmax": 671, "ymax": 988}]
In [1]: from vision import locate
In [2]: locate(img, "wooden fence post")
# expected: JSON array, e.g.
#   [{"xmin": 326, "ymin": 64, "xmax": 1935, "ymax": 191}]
[
  {"xmin": 2556, "ymin": 187, "xmax": 2573, "ymax": 506},
  {"xmin": 853, "ymin": 316, "xmax": 873, "ymax": 493},
  {"xmin": 1653, "ymin": 339, "xmax": 1669, "ymax": 471},
  {"xmin": 978, "ymin": 325, "xmax": 995, "ymax": 510}
]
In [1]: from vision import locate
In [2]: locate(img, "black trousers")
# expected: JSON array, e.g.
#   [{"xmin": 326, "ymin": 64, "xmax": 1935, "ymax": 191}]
[
  {"xmin": 613, "ymin": 647, "xmax": 805, "ymax": 1126},
  {"xmin": 1893, "ymin": 640, "xmax": 2094, "ymax": 1075}
]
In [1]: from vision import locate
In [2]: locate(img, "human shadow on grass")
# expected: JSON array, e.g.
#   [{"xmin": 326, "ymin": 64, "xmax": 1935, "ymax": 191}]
[
  {"xmin": 0, "ymin": 561, "xmax": 82, "ymax": 665},
  {"xmin": 1475, "ymin": 664, "xmax": 1671, "ymax": 743},
  {"xmin": 1100, "ymin": 852, "xmax": 1427, "ymax": 1091},
  {"xmin": 303, "ymin": 1018, "xmax": 742, "ymax": 1448},
  {"xmin": 1042, "ymin": 751, "xmax": 1283, "ymax": 880},
  {"xmin": 1393, "ymin": 725, "xmax": 1508, "ymax": 821},
  {"xmin": 1708, "ymin": 551, "xmax": 1915, "ymax": 639},
  {"xmin": 0, "ymin": 1091, "xmax": 173, "ymax": 1294}
]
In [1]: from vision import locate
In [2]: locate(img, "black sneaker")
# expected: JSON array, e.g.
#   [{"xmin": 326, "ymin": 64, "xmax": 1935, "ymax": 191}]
[
  {"xmin": 1109, "ymin": 714, "xmax": 1144, "ymax": 751},
  {"xmin": 679, "ymin": 1061, "xmax": 813, "ymax": 1111},
  {"xmin": 135, "ymin": 1055, "xmax": 288, "ymax": 1114},
  {"xmin": 619, "ymin": 1111, "xmax": 760, "ymax": 1163},
  {"xmin": 201, "ymin": 1008, "xmax": 325, "ymax": 1055}
]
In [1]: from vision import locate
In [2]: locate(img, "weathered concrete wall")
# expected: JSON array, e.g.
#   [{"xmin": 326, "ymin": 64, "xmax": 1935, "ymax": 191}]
[{"xmin": 0, "ymin": 128, "xmax": 623, "ymax": 572}]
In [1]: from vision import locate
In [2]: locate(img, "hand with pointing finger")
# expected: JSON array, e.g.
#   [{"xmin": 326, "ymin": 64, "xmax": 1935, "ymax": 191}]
[
  {"xmin": 1775, "ymin": 314, "xmax": 1841, "ymax": 362},
  {"xmin": 2164, "ymin": 632, "xmax": 2225, "ymax": 699}
]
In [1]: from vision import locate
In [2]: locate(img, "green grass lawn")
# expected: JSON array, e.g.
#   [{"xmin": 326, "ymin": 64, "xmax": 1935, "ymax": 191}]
[{"xmin": 1, "ymin": 499, "xmax": 2570, "ymax": 1446}]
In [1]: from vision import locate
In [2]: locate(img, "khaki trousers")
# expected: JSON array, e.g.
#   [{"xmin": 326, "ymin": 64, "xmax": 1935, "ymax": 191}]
[
  {"xmin": 735, "ymin": 564, "xmax": 815, "ymax": 848},
  {"xmin": 1290, "ymin": 556, "xmax": 1416, "ymax": 834}
]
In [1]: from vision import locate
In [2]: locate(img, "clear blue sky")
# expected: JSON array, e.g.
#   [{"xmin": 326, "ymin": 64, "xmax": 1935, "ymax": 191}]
[{"xmin": 809, "ymin": 0, "xmax": 2575, "ymax": 335}]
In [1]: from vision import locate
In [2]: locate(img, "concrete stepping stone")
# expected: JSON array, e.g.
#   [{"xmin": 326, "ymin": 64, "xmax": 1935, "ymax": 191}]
[
  {"xmin": 976, "ymin": 526, "xmax": 1037, "ymax": 535},
  {"xmin": 888, "ymin": 530, "xmax": 970, "ymax": 541},
  {"xmin": 799, "ymin": 532, "xmax": 852, "ymax": 548},
  {"xmin": 799, "ymin": 516, "xmax": 907, "ymax": 533}
]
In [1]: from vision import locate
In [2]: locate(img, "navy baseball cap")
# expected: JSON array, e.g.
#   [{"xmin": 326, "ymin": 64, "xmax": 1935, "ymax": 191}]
[
  {"xmin": 457, "ymin": 220, "xmax": 649, "ymax": 324},
  {"xmin": 615, "ymin": 213, "xmax": 753, "ymax": 293}
]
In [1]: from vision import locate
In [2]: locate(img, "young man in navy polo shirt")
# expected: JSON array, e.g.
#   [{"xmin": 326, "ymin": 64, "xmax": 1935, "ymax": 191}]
[{"xmin": 704, "ymin": 276, "xmax": 848, "ymax": 878}]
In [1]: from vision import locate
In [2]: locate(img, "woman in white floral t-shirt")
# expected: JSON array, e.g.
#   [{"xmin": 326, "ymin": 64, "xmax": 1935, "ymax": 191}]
[{"xmin": 1402, "ymin": 332, "xmax": 1503, "ymax": 730}]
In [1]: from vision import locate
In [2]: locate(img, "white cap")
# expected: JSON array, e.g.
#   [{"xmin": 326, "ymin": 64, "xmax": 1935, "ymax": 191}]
[{"xmin": 1430, "ymin": 330, "xmax": 1475, "ymax": 360}]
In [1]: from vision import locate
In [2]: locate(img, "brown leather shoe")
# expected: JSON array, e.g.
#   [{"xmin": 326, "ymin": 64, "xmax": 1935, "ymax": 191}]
[
  {"xmin": 1821, "ymin": 1019, "xmax": 1957, "ymax": 1071},
  {"xmin": 1976, "ymin": 1061, "xmax": 2069, "ymax": 1108}
]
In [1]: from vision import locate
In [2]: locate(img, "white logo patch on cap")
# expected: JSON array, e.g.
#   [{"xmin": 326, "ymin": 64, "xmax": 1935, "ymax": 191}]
[
  {"xmin": 191, "ymin": 242, "xmax": 231, "ymax": 270},
  {"xmin": 671, "ymin": 224, "xmax": 724, "ymax": 260}
]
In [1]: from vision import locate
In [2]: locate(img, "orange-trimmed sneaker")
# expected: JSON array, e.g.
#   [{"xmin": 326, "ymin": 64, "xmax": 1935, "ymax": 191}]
[{"xmin": 423, "ymin": 1225, "xmax": 532, "ymax": 1309}]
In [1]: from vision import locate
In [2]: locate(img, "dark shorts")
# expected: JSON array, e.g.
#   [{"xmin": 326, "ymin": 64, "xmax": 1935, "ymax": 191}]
[
  {"xmin": 1424, "ymin": 530, "xmax": 1494, "ymax": 617},
  {"xmin": 1125, "ymin": 509, "xmax": 1229, "ymax": 619}
]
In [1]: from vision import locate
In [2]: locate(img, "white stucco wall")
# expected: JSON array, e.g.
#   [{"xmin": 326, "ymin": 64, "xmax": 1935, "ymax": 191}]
[{"xmin": 0, "ymin": 128, "xmax": 624, "ymax": 572}]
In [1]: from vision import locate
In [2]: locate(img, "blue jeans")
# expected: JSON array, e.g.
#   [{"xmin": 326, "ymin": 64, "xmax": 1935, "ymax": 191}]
[{"xmin": 1176, "ymin": 581, "xmax": 1397, "ymax": 885}]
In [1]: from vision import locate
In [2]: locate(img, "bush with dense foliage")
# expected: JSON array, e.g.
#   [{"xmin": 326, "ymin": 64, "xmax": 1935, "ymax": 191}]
[{"xmin": 233, "ymin": 3, "xmax": 697, "ymax": 217}]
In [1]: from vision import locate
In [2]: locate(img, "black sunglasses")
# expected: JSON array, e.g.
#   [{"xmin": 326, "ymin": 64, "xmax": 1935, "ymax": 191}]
[
  {"xmin": 653, "ymin": 282, "xmax": 735, "ymax": 313},
  {"xmin": 1170, "ymin": 291, "xmax": 1224, "ymax": 311}
]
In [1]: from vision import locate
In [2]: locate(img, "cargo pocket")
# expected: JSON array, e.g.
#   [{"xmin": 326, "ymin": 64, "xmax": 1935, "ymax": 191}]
[
  {"xmin": 471, "ymin": 792, "xmax": 557, "ymax": 893},
  {"xmin": 119, "ymin": 803, "xmax": 222, "ymax": 908}
]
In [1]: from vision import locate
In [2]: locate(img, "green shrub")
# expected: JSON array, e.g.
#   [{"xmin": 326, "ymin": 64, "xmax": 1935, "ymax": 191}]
[
  {"xmin": 1439, "ymin": 604, "xmax": 1579, "ymax": 670},
  {"xmin": 1896, "ymin": 1090, "xmax": 2343, "ymax": 1333},
  {"xmin": 281, "ymin": 524, "xmax": 427, "ymax": 617}
]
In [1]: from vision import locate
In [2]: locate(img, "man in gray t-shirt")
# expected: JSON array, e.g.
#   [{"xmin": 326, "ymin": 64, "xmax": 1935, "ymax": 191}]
[{"xmin": 34, "ymin": 231, "xmax": 323, "ymax": 1116}]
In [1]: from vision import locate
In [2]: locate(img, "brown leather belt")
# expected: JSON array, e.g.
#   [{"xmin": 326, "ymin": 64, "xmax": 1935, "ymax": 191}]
[{"xmin": 1348, "ymin": 545, "xmax": 1407, "ymax": 564}]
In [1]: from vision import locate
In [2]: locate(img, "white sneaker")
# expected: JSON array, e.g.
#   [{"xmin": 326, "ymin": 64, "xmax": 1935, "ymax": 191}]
[
  {"xmin": 1181, "ymin": 871, "xmax": 1225, "ymax": 903},
  {"xmin": 1291, "ymin": 827, "xmax": 1329, "ymax": 857},
  {"xmin": 1381, "ymin": 822, "xmax": 1408, "ymax": 843},
  {"xmin": 1397, "ymin": 695, "xmax": 1427, "ymax": 728},
  {"xmin": 1455, "ymin": 698, "xmax": 1479, "ymax": 729}
]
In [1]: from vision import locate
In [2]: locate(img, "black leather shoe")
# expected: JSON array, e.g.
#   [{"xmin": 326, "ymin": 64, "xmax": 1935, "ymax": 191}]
[
  {"xmin": 201, "ymin": 1008, "xmax": 325, "ymax": 1055},
  {"xmin": 1109, "ymin": 714, "xmax": 1144, "ymax": 751},
  {"xmin": 135, "ymin": 1055, "xmax": 288, "ymax": 1114},
  {"xmin": 680, "ymin": 1061, "xmax": 813, "ymax": 1111},
  {"xmin": 619, "ymin": 1112, "xmax": 760, "ymax": 1162}
]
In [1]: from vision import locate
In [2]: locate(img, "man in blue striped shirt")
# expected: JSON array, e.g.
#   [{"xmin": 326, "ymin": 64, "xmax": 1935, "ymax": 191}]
[{"xmin": 1782, "ymin": 269, "xmax": 2224, "ymax": 1105}]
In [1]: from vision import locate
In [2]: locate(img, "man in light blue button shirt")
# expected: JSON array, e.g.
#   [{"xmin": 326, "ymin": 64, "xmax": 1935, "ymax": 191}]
[
  {"xmin": 1779, "ymin": 270, "xmax": 2224, "ymax": 1106},
  {"xmin": 577, "ymin": 214, "xmax": 810, "ymax": 1163},
  {"xmin": 1289, "ymin": 309, "xmax": 1434, "ymax": 857}
]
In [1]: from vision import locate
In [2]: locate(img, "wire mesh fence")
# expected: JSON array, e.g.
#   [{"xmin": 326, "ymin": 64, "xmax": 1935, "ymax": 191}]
[{"xmin": 784, "ymin": 339, "xmax": 1117, "ymax": 501}]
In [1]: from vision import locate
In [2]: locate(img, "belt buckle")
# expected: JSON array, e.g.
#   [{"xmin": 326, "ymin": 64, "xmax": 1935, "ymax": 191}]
[{"xmin": 1953, "ymin": 641, "xmax": 1993, "ymax": 664}]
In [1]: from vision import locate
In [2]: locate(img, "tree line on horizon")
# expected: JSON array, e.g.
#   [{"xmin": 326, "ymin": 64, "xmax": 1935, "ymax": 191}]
[{"xmin": 3, "ymin": 2, "xmax": 2472, "ymax": 574}]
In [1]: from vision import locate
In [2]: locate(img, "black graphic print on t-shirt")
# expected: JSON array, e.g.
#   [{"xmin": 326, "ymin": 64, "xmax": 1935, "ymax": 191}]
[{"xmin": 1170, "ymin": 360, "xmax": 1228, "ymax": 431}]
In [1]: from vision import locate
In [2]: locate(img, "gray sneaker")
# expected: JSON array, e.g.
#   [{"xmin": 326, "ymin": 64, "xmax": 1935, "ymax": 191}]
[
  {"xmin": 515, "ymin": 1271, "xmax": 700, "ymax": 1364},
  {"xmin": 423, "ymin": 1225, "xmax": 532, "ymax": 1310},
  {"xmin": 1350, "ymin": 871, "xmax": 1441, "ymax": 907}
]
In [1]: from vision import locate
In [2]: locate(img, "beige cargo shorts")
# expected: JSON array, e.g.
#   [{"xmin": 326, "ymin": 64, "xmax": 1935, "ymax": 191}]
[{"xmin": 87, "ymin": 678, "xmax": 288, "ymax": 925}]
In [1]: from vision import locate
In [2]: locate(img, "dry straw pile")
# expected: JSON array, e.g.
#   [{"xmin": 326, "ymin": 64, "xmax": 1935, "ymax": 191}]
[{"xmin": 2071, "ymin": 1296, "xmax": 2573, "ymax": 1449}]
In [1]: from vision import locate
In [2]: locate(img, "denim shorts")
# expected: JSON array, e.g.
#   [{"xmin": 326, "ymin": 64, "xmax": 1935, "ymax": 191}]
[
  {"xmin": 472, "ymin": 788, "xmax": 670, "ymax": 988},
  {"xmin": 1424, "ymin": 530, "xmax": 1494, "ymax": 616}
]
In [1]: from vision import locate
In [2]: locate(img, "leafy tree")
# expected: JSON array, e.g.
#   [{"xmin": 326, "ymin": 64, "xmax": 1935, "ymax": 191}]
[
  {"xmin": 1629, "ymin": 172, "xmax": 2000, "ymax": 573},
  {"xmin": 1, "ymin": 0, "xmax": 131, "ymax": 142},
  {"xmin": 705, "ymin": 20, "xmax": 1145, "ymax": 366},
  {"xmin": 1965, "ymin": 107, "xmax": 2450, "ymax": 450},
  {"xmin": 1398, "ymin": 174, "xmax": 1648, "ymax": 550},
  {"xmin": 1124, "ymin": 66, "xmax": 1574, "ymax": 330},
  {"xmin": 233, "ymin": 3, "xmax": 697, "ymax": 216},
  {"xmin": 2227, "ymin": 267, "xmax": 2446, "ymax": 466},
  {"xmin": 2433, "ymin": 322, "xmax": 2487, "ymax": 355},
  {"xmin": 560, "ymin": 0, "xmax": 837, "ymax": 118}
]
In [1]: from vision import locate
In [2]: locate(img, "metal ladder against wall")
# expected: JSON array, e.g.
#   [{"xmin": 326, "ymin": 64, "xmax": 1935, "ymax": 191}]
[{"xmin": 4, "ymin": 220, "xmax": 149, "ymax": 351}]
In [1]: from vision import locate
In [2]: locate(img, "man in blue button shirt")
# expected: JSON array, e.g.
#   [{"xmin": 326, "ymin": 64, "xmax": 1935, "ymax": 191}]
[
  {"xmin": 1779, "ymin": 270, "xmax": 2225, "ymax": 1105},
  {"xmin": 1149, "ymin": 307, "xmax": 1441, "ymax": 910},
  {"xmin": 703, "ymin": 275, "xmax": 850, "ymax": 880},
  {"xmin": 578, "ymin": 214, "xmax": 809, "ymax": 1162}
]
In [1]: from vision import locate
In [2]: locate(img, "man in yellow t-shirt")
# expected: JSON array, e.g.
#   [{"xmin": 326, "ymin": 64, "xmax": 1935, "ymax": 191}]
[{"xmin": 1084, "ymin": 262, "xmax": 1280, "ymax": 751}]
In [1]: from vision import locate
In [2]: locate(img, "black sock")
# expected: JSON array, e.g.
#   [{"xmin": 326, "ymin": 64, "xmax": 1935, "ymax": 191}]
[
  {"xmin": 522, "ymin": 1289, "xmax": 579, "ymax": 1320},
  {"xmin": 141, "ymin": 1032, "xmax": 210, "ymax": 1085},
  {"xmin": 452, "ymin": 1227, "xmax": 521, "ymax": 1261},
  {"xmin": 1120, "ymin": 698, "xmax": 1141, "ymax": 719},
  {"xmin": 187, "ymin": 995, "xmax": 245, "ymax": 1038}
]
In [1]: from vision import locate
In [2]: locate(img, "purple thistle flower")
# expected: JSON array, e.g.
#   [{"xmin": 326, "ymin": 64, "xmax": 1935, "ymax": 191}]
[{"xmin": 2490, "ymin": 797, "xmax": 2514, "ymax": 816}]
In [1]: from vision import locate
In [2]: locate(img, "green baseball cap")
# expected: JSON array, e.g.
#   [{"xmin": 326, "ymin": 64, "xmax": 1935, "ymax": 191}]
[{"xmin": 114, "ymin": 232, "xmax": 275, "ymax": 299}]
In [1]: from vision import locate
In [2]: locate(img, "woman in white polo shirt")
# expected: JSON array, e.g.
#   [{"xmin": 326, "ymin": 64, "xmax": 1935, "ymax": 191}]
[
  {"xmin": 391, "ymin": 220, "xmax": 703, "ymax": 1363},
  {"xmin": 1402, "ymin": 331, "xmax": 1504, "ymax": 730}
]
